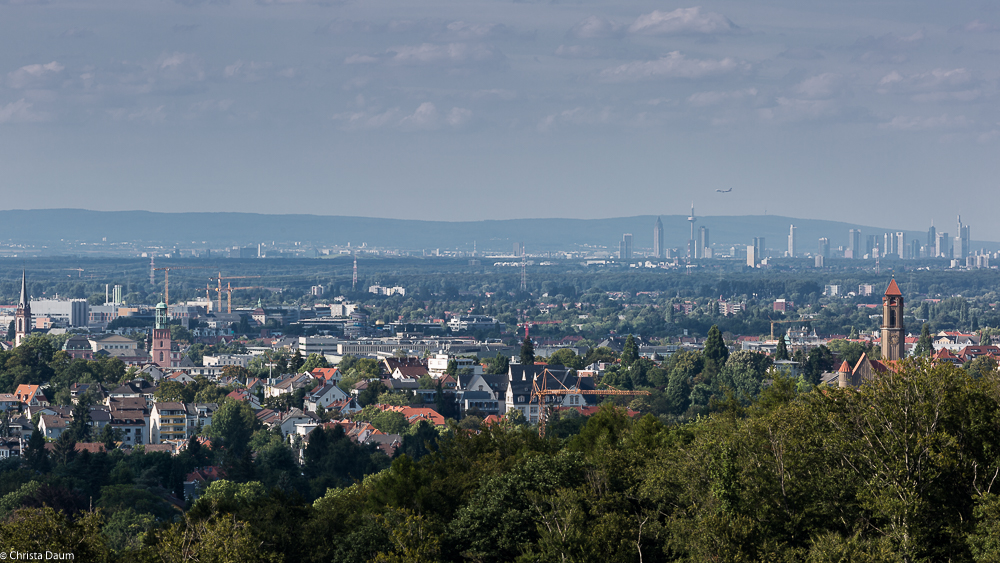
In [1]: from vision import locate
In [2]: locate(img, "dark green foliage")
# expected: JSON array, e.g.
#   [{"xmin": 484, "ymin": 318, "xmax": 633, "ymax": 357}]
[
  {"xmin": 520, "ymin": 337, "xmax": 535, "ymax": 366},
  {"xmin": 775, "ymin": 330, "xmax": 790, "ymax": 360},
  {"xmin": 303, "ymin": 426, "xmax": 390, "ymax": 496}
]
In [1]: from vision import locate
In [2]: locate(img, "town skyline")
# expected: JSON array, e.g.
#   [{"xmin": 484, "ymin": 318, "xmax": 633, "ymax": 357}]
[{"xmin": 3, "ymin": 1, "xmax": 1000, "ymax": 237}]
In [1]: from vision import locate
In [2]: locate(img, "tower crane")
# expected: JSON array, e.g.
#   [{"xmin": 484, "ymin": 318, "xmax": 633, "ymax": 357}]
[
  {"xmin": 153, "ymin": 266, "xmax": 208, "ymax": 308},
  {"xmin": 530, "ymin": 368, "xmax": 650, "ymax": 437},
  {"xmin": 64, "ymin": 268, "xmax": 84, "ymax": 278},
  {"xmin": 223, "ymin": 284, "xmax": 263, "ymax": 314},
  {"xmin": 213, "ymin": 273, "xmax": 261, "ymax": 312}
]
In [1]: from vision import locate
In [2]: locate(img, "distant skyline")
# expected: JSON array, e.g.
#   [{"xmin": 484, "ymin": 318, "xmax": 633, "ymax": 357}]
[{"xmin": 2, "ymin": 1, "xmax": 999, "ymax": 237}]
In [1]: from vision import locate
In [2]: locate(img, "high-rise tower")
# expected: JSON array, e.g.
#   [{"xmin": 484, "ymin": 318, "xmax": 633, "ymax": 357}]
[
  {"xmin": 787, "ymin": 225, "xmax": 796, "ymax": 258},
  {"xmin": 687, "ymin": 203, "xmax": 696, "ymax": 259},
  {"xmin": 15, "ymin": 271, "xmax": 30, "ymax": 347},
  {"xmin": 653, "ymin": 217, "xmax": 664, "ymax": 259},
  {"xmin": 881, "ymin": 279, "xmax": 905, "ymax": 361},
  {"xmin": 848, "ymin": 229, "xmax": 861, "ymax": 259}
]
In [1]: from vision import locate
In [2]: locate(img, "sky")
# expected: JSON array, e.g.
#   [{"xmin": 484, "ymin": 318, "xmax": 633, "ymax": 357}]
[{"xmin": 2, "ymin": 0, "xmax": 999, "ymax": 239}]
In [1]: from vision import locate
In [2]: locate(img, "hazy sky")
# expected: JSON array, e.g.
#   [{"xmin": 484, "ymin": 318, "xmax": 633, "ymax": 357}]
[{"xmin": 2, "ymin": 1, "xmax": 999, "ymax": 238}]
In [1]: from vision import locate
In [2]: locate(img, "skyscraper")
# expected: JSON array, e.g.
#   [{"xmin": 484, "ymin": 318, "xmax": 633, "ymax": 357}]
[
  {"xmin": 956, "ymin": 215, "xmax": 970, "ymax": 260},
  {"xmin": 747, "ymin": 244, "xmax": 757, "ymax": 267},
  {"xmin": 818, "ymin": 237, "xmax": 830, "ymax": 260},
  {"xmin": 619, "ymin": 233, "xmax": 633, "ymax": 260},
  {"xmin": 698, "ymin": 226, "xmax": 709, "ymax": 259},
  {"xmin": 787, "ymin": 225, "xmax": 796, "ymax": 258},
  {"xmin": 936, "ymin": 232, "xmax": 950, "ymax": 259},
  {"xmin": 848, "ymin": 229, "xmax": 861, "ymax": 259},
  {"xmin": 653, "ymin": 217, "xmax": 664, "ymax": 259},
  {"xmin": 752, "ymin": 237, "xmax": 765, "ymax": 264},
  {"xmin": 896, "ymin": 232, "xmax": 906, "ymax": 259},
  {"xmin": 927, "ymin": 224, "xmax": 936, "ymax": 253},
  {"xmin": 687, "ymin": 203, "xmax": 696, "ymax": 259}
]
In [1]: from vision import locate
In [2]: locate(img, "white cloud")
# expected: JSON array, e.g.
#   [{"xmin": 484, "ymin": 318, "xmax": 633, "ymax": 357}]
[
  {"xmin": 794, "ymin": 73, "xmax": 845, "ymax": 99},
  {"xmin": 876, "ymin": 69, "xmax": 980, "ymax": 101},
  {"xmin": 569, "ymin": 16, "xmax": 622, "ymax": 39},
  {"xmin": 107, "ymin": 105, "xmax": 167, "ymax": 124},
  {"xmin": 555, "ymin": 45, "xmax": 600, "ymax": 59},
  {"xmin": 446, "ymin": 107, "xmax": 472, "ymax": 127},
  {"xmin": 399, "ymin": 102, "xmax": 439, "ymax": 130},
  {"xmin": 878, "ymin": 114, "xmax": 973, "ymax": 131},
  {"xmin": 954, "ymin": 20, "xmax": 998, "ymax": 34},
  {"xmin": 687, "ymin": 88, "xmax": 757, "ymax": 107},
  {"xmin": 439, "ymin": 21, "xmax": 510, "ymax": 40},
  {"xmin": 0, "ymin": 99, "xmax": 46, "ymax": 123},
  {"xmin": 628, "ymin": 7, "xmax": 737, "ymax": 36},
  {"xmin": 7, "ymin": 61, "xmax": 64, "ymax": 89},
  {"xmin": 223, "ymin": 60, "xmax": 272, "ymax": 81},
  {"xmin": 389, "ymin": 43, "xmax": 504, "ymax": 67},
  {"xmin": 537, "ymin": 106, "xmax": 614, "ymax": 132},
  {"xmin": 758, "ymin": 97, "xmax": 839, "ymax": 122},
  {"xmin": 334, "ymin": 102, "xmax": 471, "ymax": 131},
  {"xmin": 600, "ymin": 51, "xmax": 746, "ymax": 82}
]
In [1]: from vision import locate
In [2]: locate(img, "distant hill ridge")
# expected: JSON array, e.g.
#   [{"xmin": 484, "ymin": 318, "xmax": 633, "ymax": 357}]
[{"xmin": 0, "ymin": 209, "xmax": 994, "ymax": 253}]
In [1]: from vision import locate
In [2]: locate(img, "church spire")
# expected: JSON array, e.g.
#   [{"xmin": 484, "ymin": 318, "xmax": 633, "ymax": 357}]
[{"xmin": 18, "ymin": 270, "xmax": 27, "ymax": 307}]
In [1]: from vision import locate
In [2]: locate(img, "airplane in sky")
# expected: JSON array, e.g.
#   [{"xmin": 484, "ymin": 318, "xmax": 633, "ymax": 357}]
[{"xmin": 716, "ymin": 188, "xmax": 733, "ymax": 193}]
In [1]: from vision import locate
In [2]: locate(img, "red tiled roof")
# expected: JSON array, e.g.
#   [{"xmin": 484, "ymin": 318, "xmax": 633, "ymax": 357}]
[{"xmin": 885, "ymin": 279, "xmax": 902, "ymax": 296}]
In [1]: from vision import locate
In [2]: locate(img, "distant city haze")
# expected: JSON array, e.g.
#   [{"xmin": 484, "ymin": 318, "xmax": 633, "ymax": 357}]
[{"xmin": 1, "ymin": 1, "xmax": 998, "ymax": 237}]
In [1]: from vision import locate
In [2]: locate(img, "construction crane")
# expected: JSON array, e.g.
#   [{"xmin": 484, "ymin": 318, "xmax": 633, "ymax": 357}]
[
  {"xmin": 213, "ymin": 273, "xmax": 261, "ymax": 312},
  {"xmin": 223, "ymin": 284, "xmax": 262, "ymax": 314},
  {"xmin": 769, "ymin": 318, "xmax": 812, "ymax": 340},
  {"xmin": 153, "ymin": 266, "xmax": 208, "ymax": 308},
  {"xmin": 530, "ymin": 368, "xmax": 651, "ymax": 437},
  {"xmin": 64, "ymin": 268, "xmax": 84, "ymax": 278}
]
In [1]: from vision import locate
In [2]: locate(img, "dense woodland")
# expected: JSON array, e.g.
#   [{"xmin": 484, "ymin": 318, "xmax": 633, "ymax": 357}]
[{"xmin": 7, "ymin": 360, "xmax": 1000, "ymax": 561}]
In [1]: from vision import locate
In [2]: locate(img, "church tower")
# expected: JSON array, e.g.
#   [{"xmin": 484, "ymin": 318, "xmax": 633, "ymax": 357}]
[
  {"xmin": 151, "ymin": 301, "xmax": 173, "ymax": 368},
  {"xmin": 881, "ymin": 278, "xmax": 905, "ymax": 361},
  {"xmin": 14, "ymin": 271, "xmax": 30, "ymax": 347}
]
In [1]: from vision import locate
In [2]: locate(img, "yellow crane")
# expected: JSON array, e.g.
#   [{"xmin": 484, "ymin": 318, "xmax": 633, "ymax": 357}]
[
  {"xmin": 212, "ymin": 273, "xmax": 261, "ymax": 312},
  {"xmin": 153, "ymin": 266, "xmax": 208, "ymax": 308},
  {"xmin": 530, "ymin": 368, "xmax": 650, "ymax": 437},
  {"xmin": 223, "ymin": 284, "xmax": 263, "ymax": 314}
]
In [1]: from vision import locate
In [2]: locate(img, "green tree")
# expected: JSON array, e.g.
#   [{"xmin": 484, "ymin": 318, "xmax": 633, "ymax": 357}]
[
  {"xmin": 289, "ymin": 349, "xmax": 304, "ymax": 372},
  {"xmin": 371, "ymin": 410, "xmax": 409, "ymax": 434},
  {"xmin": 775, "ymin": 330, "xmax": 790, "ymax": 360},
  {"xmin": 913, "ymin": 323, "xmax": 933, "ymax": 357},
  {"xmin": 520, "ymin": 337, "xmax": 535, "ymax": 366},
  {"xmin": 716, "ymin": 350, "xmax": 773, "ymax": 403},
  {"xmin": 620, "ymin": 334, "xmax": 638, "ymax": 368},
  {"xmin": 209, "ymin": 399, "xmax": 258, "ymax": 455},
  {"xmin": 155, "ymin": 380, "xmax": 188, "ymax": 403},
  {"xmin": 301, "ymin": 353, "xmax": 330, "ymax": 372},
  {"xmin": 703, "ymin": 324, "xmax": 730, "ymax": 378},
  {"xmin": 548, "ymin": 348, "xmax": 583, "ymax": 370},
  {"xmin": 486, "ymin": 353, "xmax": 510, "ymax": 375}
]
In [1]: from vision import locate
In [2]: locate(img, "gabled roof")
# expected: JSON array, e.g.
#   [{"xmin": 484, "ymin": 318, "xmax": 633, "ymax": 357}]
[
  {"xmin": 311, "ymin": 368, "xmax": 340, "ymax": 382},
  {"xmin": 884, "ymin": 279, "xmax": 902, "ymax": 297}
]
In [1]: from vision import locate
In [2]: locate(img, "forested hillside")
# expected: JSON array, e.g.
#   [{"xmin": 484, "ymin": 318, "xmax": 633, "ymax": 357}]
[{"xmin": 5, "ymin": 360, "xmax": 1000, "ymax": 562}]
